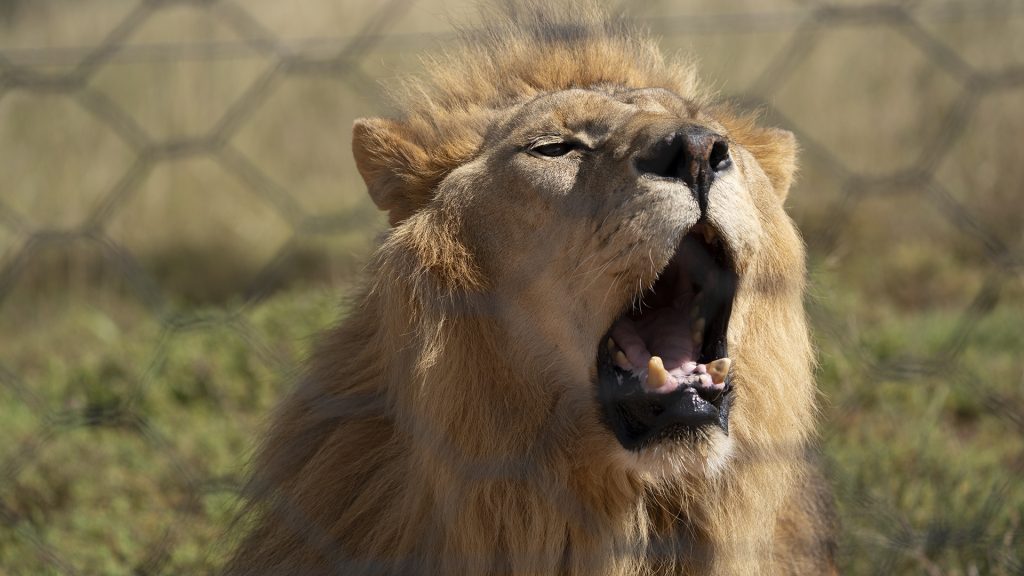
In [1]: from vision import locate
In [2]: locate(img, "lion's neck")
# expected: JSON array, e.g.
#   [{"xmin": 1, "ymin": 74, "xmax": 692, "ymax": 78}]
[{"xmin": 277, "ymin": 284, "xmax": 669, "ymax": 574}]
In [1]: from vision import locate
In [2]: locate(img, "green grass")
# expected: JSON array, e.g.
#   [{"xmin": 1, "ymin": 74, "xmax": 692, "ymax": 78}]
[
  {"xmin": 0, "ymin": 269, "xmax": 1021, "ymax": 574},
  {"xmin": 812, "ymin": 270, "xmax": 1024, "ymax": 575},
  {"xmin": 0, "ymin": 286, "xmax": 343, "ymax": 575}
]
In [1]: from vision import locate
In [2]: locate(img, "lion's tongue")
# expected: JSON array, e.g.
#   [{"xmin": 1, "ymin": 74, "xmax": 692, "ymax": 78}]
[{"xmin": 608, "ymin": 314, "xmax": 729, "ymax": 394}]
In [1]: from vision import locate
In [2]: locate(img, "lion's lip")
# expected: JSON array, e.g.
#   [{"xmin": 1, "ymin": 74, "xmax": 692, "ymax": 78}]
[
  {"xmin": 595, "ymin": 223, "xmax": 738, "ymax": 450},
  {"xmin": 596, "ymin": 346, "xmax": 734, "ymax": 449}
]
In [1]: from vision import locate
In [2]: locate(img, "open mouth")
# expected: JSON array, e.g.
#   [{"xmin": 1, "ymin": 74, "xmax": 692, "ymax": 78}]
[{"xmin": 596, "ymin": 223, "xmax": 738, "ymax": 451}]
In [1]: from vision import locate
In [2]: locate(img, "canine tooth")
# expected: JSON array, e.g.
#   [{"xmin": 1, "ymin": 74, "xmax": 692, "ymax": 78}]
[
  {"xmin": 614, "ymin": 350, "xmax": 631, "ymax": 370},
  {"xmin": 692, "ymin": 317, "xmax": 705, "ymax": 345},
  {"xmin": 706, "ymin": 358, "xmax": 732, "ymax": 385},
  {"xmin": 606, "ymin": 338, "xmax": 616, "ymax": 353},
  {"xmin": 646, "ymin": 356, "xmax": 671, "ymax": 390}
]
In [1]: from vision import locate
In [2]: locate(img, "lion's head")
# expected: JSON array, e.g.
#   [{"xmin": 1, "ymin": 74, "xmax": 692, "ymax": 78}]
[{"xmin": 351, "ymin": 7, "xmax": 808, "ymax": 478}]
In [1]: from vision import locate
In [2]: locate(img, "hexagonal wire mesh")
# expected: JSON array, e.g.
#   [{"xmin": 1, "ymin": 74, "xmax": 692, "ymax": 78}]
[{"xmin": 0, "ymin": 0, "xmax": 1022, "ymax": 573}]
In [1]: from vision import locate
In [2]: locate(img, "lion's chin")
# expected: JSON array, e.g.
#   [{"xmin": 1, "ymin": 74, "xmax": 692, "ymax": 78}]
[
  {"xmin": 596, "ymin": 223, "xmax": 739, "ymax": 452},
  {"xmin": 612, "ymin": 426, "xmax": 736, "ymax": 481}
]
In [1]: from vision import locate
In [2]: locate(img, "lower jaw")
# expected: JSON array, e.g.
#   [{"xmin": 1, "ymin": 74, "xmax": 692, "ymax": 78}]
[
  {"xmin": 596, "ymin": 342, "xmax": 732, "ymax": 452},
  {"xmin": 616, "ymin": 426, "xmax": 737, "ymax": 479}
]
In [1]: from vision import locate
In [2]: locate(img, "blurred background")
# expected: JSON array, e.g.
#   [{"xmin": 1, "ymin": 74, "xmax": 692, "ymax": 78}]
[{"xmin": 0, "ymin": 0, "xmax": 1021, "ymax": 574}]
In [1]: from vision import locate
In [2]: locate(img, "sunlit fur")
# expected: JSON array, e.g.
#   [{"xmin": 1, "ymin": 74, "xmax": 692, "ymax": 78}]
[{"xmin": 225, "ymin": 3, "xmax": 837, "ymax": 575}]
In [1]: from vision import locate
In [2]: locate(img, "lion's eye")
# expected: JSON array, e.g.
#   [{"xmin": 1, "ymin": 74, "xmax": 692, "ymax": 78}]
[{"xmin": 530, "ymin": 142, "xmax": 574, "ymax": 157}]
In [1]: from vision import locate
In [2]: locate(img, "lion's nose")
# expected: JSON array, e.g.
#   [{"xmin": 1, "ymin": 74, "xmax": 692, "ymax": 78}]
[{"xmin": 635, "ymin": 126, "xmax": 731, "ymax": 213}]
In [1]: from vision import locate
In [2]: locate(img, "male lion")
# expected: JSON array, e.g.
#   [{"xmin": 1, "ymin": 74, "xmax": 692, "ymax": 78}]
[{"xmin": 226, "ymin": 3, "xmax": 837, "ymax": 575}]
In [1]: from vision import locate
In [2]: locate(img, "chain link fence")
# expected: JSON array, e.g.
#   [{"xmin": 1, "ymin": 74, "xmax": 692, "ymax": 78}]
[{"xmin": 0, "ymin": 0, "xmax": 1021, "ymax": 573}]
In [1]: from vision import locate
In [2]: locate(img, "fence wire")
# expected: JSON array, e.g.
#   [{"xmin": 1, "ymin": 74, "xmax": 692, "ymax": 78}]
[{"xmin": 0, "ymin": 0, "xmax": 1022, "ymax": 574}]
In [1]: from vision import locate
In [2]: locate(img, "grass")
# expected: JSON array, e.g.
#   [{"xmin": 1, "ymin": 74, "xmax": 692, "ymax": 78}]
[
  {"xmin": 811, "ymin": 269, "xmax": 1024, "ymax": 575},
  {"xmin": 1, "ymin": 0, "xmax": 1023, "ymax": 574},
  {"xmin": 0, "ymin": 274, "xmax": 1020, "ymax": 575},
  {"xmin": 0, "ymin": 286, "xmax": 344, "ymax": 575}
]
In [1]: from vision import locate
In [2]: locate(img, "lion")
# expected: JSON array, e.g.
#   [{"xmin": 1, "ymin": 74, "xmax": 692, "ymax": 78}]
[{"xmin": 224, "ymin": 3, "xmax": 838, "ymax": 575}]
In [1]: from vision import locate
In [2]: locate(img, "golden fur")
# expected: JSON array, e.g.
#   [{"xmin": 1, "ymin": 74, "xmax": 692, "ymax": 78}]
[{"xmin": 225, "ymin": 3, "xmax": 837, "ymax": 574}]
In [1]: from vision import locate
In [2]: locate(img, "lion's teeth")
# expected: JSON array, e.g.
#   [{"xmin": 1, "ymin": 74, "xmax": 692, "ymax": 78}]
[
  {"xmin": 706, "ymin": 358, "xmax": 731, "ymax": 384},
  {"xmin": 606, "ymin": 338, "xmax": 616, "ymax": 353},
  {"xmin": 614, "ymin": 350, "xmax": 631, "ymax": 370},
  {"xmin": 646, "ymin": 356, "xmax": 671, "ymax": 390}
]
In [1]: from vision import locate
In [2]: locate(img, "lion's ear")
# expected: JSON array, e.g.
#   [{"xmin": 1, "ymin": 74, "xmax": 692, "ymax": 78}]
[
  {"xmin": 352, "ymin": 118, "xmax": 432, "ymax": 226},
  {"xmin": 742, "ymin": 127, "xmax": 798, "ymax": 201}
]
